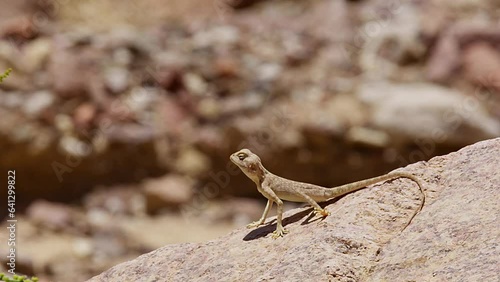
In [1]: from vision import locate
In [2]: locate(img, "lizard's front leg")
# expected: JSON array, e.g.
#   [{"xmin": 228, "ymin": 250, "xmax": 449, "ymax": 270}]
[
  {"xmin": 247, "ymin": 199, "xmax": 273, "ymax": 228},
  {"xmin": 272, "ymin": 198, "xmax": 289, "ymax": 239},
  {"xmin": 260, "ymin": 184, "xmax": 289, "ymax": 238}
]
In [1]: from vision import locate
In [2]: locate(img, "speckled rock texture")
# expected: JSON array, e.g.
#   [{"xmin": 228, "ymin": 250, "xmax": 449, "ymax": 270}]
[{"xmin": 88, "ymin": 138, "xmax": 500, "ymax": 282}]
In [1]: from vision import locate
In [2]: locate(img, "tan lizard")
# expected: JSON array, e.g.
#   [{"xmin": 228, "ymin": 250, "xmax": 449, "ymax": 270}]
[{"xmin": 230, "ymin": 148, "xmax": 426, "ymax": 239}]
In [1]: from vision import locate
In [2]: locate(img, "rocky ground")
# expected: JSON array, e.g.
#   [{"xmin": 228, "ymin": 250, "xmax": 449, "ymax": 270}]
[
  {"xmin": 0, "ymin": 0, "xmax": 499, "ymax": 281},
  {"xmin": 88, "ymin": 138, "xmax": 500, "ymax": 282}
]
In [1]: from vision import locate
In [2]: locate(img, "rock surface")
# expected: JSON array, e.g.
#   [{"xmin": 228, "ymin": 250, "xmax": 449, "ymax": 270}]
[{"xmin": 88, "ymin": 138, "xmax": 500, "ymax": 281}]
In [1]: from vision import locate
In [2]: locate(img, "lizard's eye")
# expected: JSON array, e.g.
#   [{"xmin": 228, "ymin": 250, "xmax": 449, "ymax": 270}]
[{"xmin": 237, "ymin": 153, "xmax": 247, "ymax": 160}]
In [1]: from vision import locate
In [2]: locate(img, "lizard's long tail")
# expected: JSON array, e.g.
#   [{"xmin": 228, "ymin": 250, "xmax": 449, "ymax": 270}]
[{"xmin": 325, "ymin": 171, "xmax": 426, "ymax": 229}]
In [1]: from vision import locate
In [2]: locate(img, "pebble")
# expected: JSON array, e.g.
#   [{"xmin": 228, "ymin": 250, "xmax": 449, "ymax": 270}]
[{"xmin": 22, "ymin": 90, "xmax": 55, "ymax": 117}]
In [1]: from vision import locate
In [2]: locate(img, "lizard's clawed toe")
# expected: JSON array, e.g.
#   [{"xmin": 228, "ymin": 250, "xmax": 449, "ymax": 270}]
[
  {"xmin": 271, "ymin": 227, "xmax": 289, "ymax": 239},
  {"xmin": 246, "ymin": 221, "xmax": 263, "ymax": 229},
  {"xmin": 314, "ymin": 208, "xmax": 330, "ymax": 217}
]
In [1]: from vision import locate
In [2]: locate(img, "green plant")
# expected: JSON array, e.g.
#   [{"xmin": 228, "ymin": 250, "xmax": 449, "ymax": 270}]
[
  {"xmin": 0, "ymin": 273, "xmax": 38, "ymax": 282},
  {"xmin": 0, "ymin": 68, "xmax": 12, "ymax": 83}
]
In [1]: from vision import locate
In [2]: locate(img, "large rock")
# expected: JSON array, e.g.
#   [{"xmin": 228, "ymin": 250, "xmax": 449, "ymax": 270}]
[
  {"xmin": 358, "ymin": 82, "xmax": 500, "ymax": 145},
  {"xmin": 88, "ymin": 138, "xmax": 500, "ymax": 281}
]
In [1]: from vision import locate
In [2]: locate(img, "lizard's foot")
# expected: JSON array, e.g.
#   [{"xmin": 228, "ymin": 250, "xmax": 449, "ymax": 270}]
[
  {"xmin": 246, "ymin": 220, "xmax": 264, "ymax": 229},
  {"xmin": 271, "ymin": 226, "xmax": 289, "ymax": 239},
  {"xmin": 314, "ymin": 208, "xmax": 330, "ymax": 217}
]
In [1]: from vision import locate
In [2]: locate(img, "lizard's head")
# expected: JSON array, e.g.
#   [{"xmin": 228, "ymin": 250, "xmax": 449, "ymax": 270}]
[{"xmin": 230, "ymin": 148, "xmax": 265, "ymax": 183}]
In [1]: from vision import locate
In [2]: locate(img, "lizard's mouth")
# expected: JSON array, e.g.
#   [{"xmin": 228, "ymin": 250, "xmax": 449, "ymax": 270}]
[
  {"xmin": 229, "ymin": 154, "xmax": 239, "ymax": 165},
  {"xmin": 230, "ymin": 154, "xmax": 246, "ymax": 170}
]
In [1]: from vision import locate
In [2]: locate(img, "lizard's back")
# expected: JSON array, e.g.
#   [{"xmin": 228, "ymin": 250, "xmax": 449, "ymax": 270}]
[{"xmin": 265, "ymin": 174, "xmax": 331, "ymax": 202}]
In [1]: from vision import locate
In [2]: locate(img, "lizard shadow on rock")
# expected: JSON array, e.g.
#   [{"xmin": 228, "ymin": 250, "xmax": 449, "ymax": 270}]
[{"xmin": 242, "ymin": 198, "xmax": 342, "ymax": 241}]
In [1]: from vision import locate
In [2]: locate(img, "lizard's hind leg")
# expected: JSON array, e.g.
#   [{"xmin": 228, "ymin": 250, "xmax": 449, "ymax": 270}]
[{"xmin": 298, "ymin": 192, "xmax": 331, "ymax": 217}]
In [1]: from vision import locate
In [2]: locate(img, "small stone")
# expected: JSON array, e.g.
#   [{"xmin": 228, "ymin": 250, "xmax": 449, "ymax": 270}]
[
  {"xmin": 127, "ymin": 86, "xmax": 159, "ymax": 113},
  {"xmin": 21, "ymin": 38, "xmax": 52, "ymax": 73},
  {"xmin": 156, "ymin": 96, "xmax": 192, "ymax": 137},
  {"xmin": 73, "ymin": 238, "xmax": 93, "ymax": 258},
  {"xmin": 73, "ymin": 102, "xmax": 97, "ymax": 129},
  {"xmin": 193, "ymin": 126, "xmax": 224, "ymax": 152},
  {"xmin": 59, "ymin": 135, "xmax": 92, "ymax": 157},
  {"xmin": 104, "ymin": 66, "xmax": 129, "ymax": 93},
  {"xmin": 0, "ymin": 40, "xmax": 18, "ymax": 66},
  {"xmin": 346, "ymin": 127, "xmax": 390, "ymax": 148},
  {"xmin": 257, "ymin": 63, "xmax": 282, "ymax": 82},
  {"xmin": 197, "ymin": 98, "xmax": 221, "ymax": 120},
  {"xmin": 154, "ymin": 51, "xmax": 188, "ymax": 70},
  {"xmin": 48, "ymin": 39, "xmax": 102, "ymax": 97},
  {"xmin": 183, "ymin": 73, "xmax": 208, "ymax": 96},
  {"xmin": 112, "ymin": 47, "xmax": 134, "ymax": 66},
  {"xmin": 22, "ymin": 90, "xmax": 54, "ymax": 118},
  {"xmin": 142, "ymin": 175, "xmax": 194, "ymax": 214},
  {"xmin": 84, "ymin": 186, "xmax": 145, "ymax": 216},
  {"xmin": 86, "ymin": 209, "xmax": 113, "ymax": 228},
  {"xmin": 213, "ymin": 57, "xmax": 239, "ymax": 77},
  {"xmin": 54, "ymin": 114, "xmax": 74, "ymax": 133},
  {"xmin": 104, "ymin": 123, "xmax": 155, "ymax": 143},
  {"xmin": 221, "ymin": 93, "xmax": 265, "ymax": 115},
  {"xmin": 1, "ymin": 91, "xmax": 24, "ymax": 109},
  {"xmin": 26, "ymin": 200, "xmax": 74, "ymax": 231},
  {"xmin": 175, "ymin": 147, "xmax": 211, "ymax": 177},
  {"xmin": 192, "ymin": 26, "xmax": 240, "ymax": 48}
]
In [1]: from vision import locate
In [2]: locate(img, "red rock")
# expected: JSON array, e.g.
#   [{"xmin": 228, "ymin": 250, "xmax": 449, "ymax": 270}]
[
  {"xmin": 213, "ymin": 57, "xmax": 239, "ymax": 77},
  {"xmin": 74, "ymin": 102, "xmax": 97, "ymax": 129}
]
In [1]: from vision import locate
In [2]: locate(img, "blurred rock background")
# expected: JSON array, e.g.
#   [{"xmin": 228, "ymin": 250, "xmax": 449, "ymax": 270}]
[{"xmin": 0, "ymin": 0, "xmax": 499, "ymax": 281}]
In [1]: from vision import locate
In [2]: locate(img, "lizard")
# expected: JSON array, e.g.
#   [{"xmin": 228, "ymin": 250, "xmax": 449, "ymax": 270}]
[{"xmin": 230, "ymin": 148, "xmax": 426, "ymax": 239}]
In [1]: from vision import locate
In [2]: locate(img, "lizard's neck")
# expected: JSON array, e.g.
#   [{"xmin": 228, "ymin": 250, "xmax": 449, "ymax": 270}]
[{"xmin": 249, "ymin": 161, "xmax": 268, "ymax": 185}]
